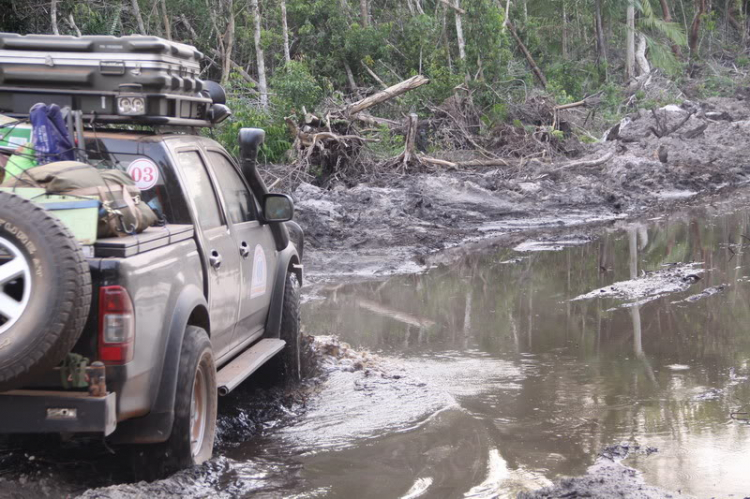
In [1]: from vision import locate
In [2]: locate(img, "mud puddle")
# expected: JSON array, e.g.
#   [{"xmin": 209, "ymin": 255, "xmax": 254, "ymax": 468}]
[{"xmin": 300, "ymin": 202, "xmax": 750, "ymax": 498}]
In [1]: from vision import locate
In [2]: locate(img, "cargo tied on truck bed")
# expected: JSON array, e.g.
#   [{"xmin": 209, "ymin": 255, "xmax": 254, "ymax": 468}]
[{"xmin": 0, "ymin": 33, "xmax": 305, "ymax": 478}]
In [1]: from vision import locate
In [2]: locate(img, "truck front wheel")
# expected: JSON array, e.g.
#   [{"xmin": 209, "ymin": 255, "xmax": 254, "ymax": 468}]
[
  {"xmin": 136, "ymin": 326, "xmax": 217, "ymax": 477},
  {"xmin": 279, "ymin": 271, "xmax": 301, "ymax": 382}
]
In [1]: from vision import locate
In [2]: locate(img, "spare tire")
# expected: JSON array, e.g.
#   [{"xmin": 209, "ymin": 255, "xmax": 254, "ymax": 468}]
[{"xmin": 0, "ymin": 191, "xmax": 92, "ymax": 392}]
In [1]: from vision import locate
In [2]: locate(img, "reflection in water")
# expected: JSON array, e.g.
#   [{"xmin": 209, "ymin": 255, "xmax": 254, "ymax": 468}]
[{"xmin": 303, "ymin": 206, "xmax": 750, "ymax": 498}]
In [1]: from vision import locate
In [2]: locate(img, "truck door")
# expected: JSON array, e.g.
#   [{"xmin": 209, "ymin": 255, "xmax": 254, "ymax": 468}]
[
  {"xmin": 174, "ymin": 149, "xmax": 241, "ymax": 359},
  {"xmin": 203, "ymin": 149, "xmax": 278, "ymax": 347}
]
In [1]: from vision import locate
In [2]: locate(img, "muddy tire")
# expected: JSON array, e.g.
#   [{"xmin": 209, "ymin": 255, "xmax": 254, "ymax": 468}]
[
  {"xmin": 0, "ymin": 191, "xmax": 91, "ymax": 392},
  {"xmin": 136, "ymin": 326, "xmax": 217, "ymax": 478},
  {"xmin": 278, "ymin": 272, "xmax": 301, "ymax": 383}
]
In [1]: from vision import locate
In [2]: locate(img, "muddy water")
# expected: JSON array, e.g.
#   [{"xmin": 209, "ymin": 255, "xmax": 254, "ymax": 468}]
[
  {"xmin": 300, "ymin": 205, "xmax": 750, "ymax": 498},
  {"xmin": 2, "ymin": 205, "xmax": 750, "ymax": 499}
]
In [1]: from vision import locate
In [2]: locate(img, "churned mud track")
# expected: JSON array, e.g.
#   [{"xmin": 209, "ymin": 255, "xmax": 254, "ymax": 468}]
[{"xmin": 294, "ymin": 97, "xmax": 750, "ymax": 280}]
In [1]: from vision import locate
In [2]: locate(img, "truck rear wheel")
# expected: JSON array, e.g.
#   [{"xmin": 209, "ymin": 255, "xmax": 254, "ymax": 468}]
[
  {"xmin": 0, "ymin": 191, "xmax": 91, "ymax": 392},
  {"xmin": 137, "ymin": 326, "xmax": 217, "ymax": 477},
  {"xmin": 278, "ymin": 272, "xmax": 301, "ymax": 382}
]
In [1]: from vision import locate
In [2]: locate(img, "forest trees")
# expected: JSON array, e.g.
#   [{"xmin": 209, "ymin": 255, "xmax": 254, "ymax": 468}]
[{"xmin": 2, "ymin": 0, "xmax": 746, "ymax": 161}]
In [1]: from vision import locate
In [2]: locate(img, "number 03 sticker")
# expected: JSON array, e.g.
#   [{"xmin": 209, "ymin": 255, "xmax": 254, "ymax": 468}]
[{"xmin": 127, "ymin": 158, "xmax": 160, "ymax": 191}]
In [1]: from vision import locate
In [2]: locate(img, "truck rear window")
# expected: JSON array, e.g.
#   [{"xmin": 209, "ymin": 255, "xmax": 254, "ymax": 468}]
[{"xmin": 84, "ymin": 136, "xmax": 192, "ymax": 225}]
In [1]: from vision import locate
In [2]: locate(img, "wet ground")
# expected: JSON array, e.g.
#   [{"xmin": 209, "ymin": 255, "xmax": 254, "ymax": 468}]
[
  {"xmin": 2, "ymin": 200, "xmax": 750, "ymax": 498},
  {"xmin": 298, "ymin": 203, "xmax": 750, "ymax": 498}
]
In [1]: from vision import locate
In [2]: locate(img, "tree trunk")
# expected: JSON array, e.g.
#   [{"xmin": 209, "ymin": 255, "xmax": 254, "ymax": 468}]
[
  {"xmin": 635, "ymin": 33, "xmax": 651, "ymax": 75},
  {"xmin": 689, "ymin": 0, "xmax": 708, "ymax": 54},
  {"xmin": 455, "ymin": 0, "xmax": 466, "ymax": 61},
  {"xmin": 221, "ymin": 0, "xmax": 235, "ymax": 86},
  {"xmin": 281, "ymin": 0, "xmax": 291, "ymax": 64},
  {"xmin": 594, "ymin": 0, "xmax": 608, "ymax": 67},
  {"xmin": 402, "ymin": 113, "xmax": 418, "ymax": 166},
  {"xmin": 360, "ymin": 0, "xmax": 369, "ymax": 27},
  {"xmin": 344, "ymin": 60, "xmax": 357, "ymax": 91},
  {"xmin": 626, "ymin": 0, "xmax": 636, "ymax": 80},
  {"xmin": 562, "ymin": 0, "xmax": 568, "ymax": 59},
  {"xmin": 67, "ymin": 14, "xmax": 82, "ymax": 37},
  {"xmin": 51, "ymin": 0, "xmax": 60, "ymax": 35},
  {"xmin": 250, "ymin": 0, "xmax": 268, "ymax": 108},
  {"xmin": 659, "ymin": 0, "xmax": 682, "ymax": 56},
  {"xmin": 506, "ymin": 20, "xmax": 548, "ymax": 87},
  {"xmin": 159, "ymin": 0, "xmax": 171, "ymax": 40},
  {"xmin": 131, "ymin": 0, "xmax": 147, "ymax": 35}
]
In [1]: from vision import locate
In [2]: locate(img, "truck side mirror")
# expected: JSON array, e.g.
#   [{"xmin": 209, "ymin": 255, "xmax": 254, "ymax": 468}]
[
  {"xmin": 208, "ymin": 104, "xmax": 231, "ymax": 125},
  {"xmin": 262, "ymin": 194, "xmax": 294, "ymax": 223}
]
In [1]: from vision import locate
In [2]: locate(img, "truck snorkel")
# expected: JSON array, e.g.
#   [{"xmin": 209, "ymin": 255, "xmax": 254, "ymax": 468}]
[{"xmin": 238, "ymin": 128, "xmax": 290, "ymax": 251}]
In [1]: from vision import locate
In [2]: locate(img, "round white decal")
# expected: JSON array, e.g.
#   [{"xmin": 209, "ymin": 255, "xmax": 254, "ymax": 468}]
[
  {"xmin": 127, "ymin": 158, "xmax": 160, "ymax": 191},
  {"xmin": 250, "ymin": 245, "xmax": 267, "ymax": 298}
]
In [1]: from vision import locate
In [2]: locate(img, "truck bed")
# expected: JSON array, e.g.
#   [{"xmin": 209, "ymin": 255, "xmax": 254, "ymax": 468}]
[{"xmin": 94, "ymin": 224, "xmax": 194, "ymax": 258}]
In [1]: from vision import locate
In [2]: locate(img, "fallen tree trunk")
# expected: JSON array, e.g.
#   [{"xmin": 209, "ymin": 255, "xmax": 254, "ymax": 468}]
[
  {"xmin": 554, "ymin": 149, "xmax": 616, "ymax": 170},
  {"xmin": 420, "ymin": 157, "xmax": 511, "ymax": 168},
  {"xmin": 208, "ymin": 49, "xmax": 260, "ymax": 94},
  {"xmin": 506, "ymin": 21, "xmax": 548, "ymax": 87},
  {"xmin": 344, "ymin": 75, "xmax": 430, "ymax": 116}
]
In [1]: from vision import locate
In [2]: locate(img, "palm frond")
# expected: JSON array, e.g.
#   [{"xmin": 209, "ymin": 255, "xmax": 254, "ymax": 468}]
[{"xmin": 644, "ymin": 34, "xmax": 682, "ymax": 74}]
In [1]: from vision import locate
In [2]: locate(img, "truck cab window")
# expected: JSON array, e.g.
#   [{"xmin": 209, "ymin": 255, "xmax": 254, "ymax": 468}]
[
  {"xmin": 178, "ymin": 151, "xmax": 223, "ymax": 230},
  {"xmin": 207, "ymin": 151, "xmax": 256, "ymax": 224}
]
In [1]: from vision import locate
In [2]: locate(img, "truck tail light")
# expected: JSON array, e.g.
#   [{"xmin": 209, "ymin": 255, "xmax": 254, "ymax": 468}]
[{"xmin": 98, "ymin": 286, "xmax": 135, "ymax": 365}]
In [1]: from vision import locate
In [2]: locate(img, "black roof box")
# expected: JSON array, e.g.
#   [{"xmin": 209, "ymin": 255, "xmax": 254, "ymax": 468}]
[{"xmin": 0, "ymin": 33, "xmax": 220, "ymax": 127}]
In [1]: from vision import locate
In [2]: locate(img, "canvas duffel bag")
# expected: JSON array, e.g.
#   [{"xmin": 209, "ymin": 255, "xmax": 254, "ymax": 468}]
[{"xmin": 1, "ymin": 161, "xmax": 158, "ymax": 238}]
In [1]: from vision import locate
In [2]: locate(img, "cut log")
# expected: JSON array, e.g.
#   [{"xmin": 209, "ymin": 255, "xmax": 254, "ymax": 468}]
[{"xmin": 344, "ymin": 75, "xmax": 430, "ymax": 116}]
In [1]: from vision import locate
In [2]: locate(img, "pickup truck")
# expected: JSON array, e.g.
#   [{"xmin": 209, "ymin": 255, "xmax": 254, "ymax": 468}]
[{"xmin": 0, "ymin": 127, "xmax": 304, "ymax": 476}]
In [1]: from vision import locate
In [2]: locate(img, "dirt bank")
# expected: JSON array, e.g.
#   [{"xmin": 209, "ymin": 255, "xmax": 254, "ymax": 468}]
[{"xmin": 293, "ymin": 97, "xmax": 750, "ymax": 279}]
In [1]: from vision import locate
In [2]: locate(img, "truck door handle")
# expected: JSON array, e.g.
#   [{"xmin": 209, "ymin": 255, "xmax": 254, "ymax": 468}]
[
  {"xmin": 209, "ymin": 250, "xmax": 222, "ymax": 269},
  {"xmin": 239, "ymin": 241, "xmax": 250, "ymax": 258}
]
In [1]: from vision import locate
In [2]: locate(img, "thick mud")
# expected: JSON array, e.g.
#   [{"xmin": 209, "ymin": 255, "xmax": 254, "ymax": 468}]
[
  {"xmin": 518, "ymin": 445, "xmax": 690, "ymax": 499},
  {"xmin": 295, "ymin": 98, "xmax": 750, "ymax": 280}
]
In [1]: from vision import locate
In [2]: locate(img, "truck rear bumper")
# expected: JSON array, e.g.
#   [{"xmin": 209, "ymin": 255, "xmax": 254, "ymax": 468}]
[{"xmin": 0, "ymin": 390, "xmax": 117, "ymax": 436}]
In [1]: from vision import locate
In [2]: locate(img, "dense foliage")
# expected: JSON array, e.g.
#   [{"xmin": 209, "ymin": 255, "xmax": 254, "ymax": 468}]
[{"xmin": 3, "ymin": 0, "xmax": 749, "ymax": 161}]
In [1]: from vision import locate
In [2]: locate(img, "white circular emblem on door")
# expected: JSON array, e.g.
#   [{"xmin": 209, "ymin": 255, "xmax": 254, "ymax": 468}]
[{"xmin": 250, "ymin": 245, "xmax": 267, "ymax": 298}]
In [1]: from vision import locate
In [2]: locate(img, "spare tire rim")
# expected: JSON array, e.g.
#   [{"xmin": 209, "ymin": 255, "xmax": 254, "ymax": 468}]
[
  {"xmin": 0, "ymin": 237, "xmax": 32, "ymax": 336},
  {"xmin": 190, "ymin": 362, "xmax": 208, "ymax": 458}
]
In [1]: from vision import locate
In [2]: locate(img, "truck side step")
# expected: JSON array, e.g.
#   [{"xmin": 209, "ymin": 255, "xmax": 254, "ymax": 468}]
[{"xmin": 216, "ymin": 339, "xmax": 285, "ymax": 396}]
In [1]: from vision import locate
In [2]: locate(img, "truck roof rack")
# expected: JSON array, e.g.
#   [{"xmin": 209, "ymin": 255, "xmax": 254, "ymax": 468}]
[{"xmin": 0, "ymin": 33, "xmax": 230, "ymax": 128}]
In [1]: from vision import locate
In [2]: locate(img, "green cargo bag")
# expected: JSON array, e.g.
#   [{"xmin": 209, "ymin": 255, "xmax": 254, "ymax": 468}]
[{"xmin": 1, "ymin": 161, "xmax": 158, "ymax": 238}]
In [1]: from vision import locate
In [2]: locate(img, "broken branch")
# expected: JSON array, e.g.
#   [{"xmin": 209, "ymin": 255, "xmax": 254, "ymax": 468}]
[
  {"xmin": 344, "ymin": 75, "xmax": 430, "ymax": 116},
  {"xmin": 438, "ymin": 0, "xmax": 466, "ymax": 14},
  {"xmin": 554, "ymin": 149, "xmax": 616, "ymax": 170}
]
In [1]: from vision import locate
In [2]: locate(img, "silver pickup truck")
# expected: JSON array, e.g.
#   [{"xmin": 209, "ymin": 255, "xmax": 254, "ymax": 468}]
[{"xmin": 0, "ymin": 127, "xmax": 304, "ymax": 476}]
